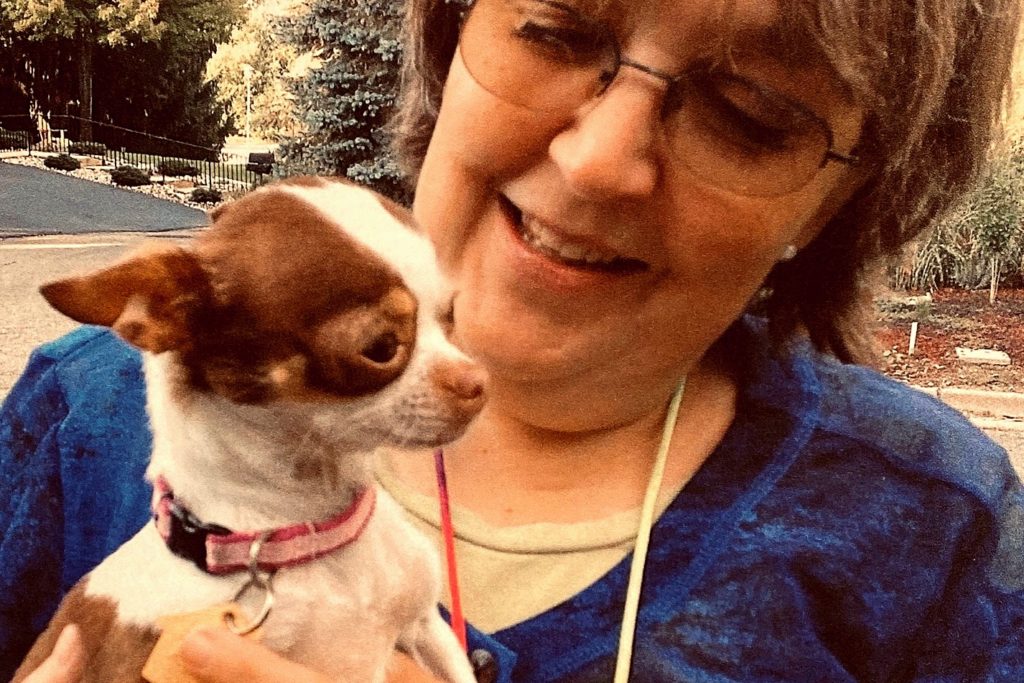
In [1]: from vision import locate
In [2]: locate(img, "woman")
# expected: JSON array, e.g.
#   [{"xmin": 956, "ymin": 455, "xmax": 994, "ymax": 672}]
[{"xmin": 8, "ymin": 0, "xmax": 1023, "ymax": 679}]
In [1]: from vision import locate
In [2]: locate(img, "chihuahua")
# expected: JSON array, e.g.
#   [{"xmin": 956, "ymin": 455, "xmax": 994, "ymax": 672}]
[{"xmin": 14, "ymin": 177, "xmax": 482, "ymax": 683}]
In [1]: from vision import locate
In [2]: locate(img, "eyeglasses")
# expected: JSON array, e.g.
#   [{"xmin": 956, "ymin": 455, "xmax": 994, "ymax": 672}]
[{"xmin": 457, "ymin": 0, "xmax": 859, "ymax": 197}]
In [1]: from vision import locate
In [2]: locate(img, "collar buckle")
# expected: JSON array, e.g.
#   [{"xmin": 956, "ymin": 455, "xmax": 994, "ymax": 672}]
[{"xmin": 162, "ymin": 499, "xmax": 231, "ymax": 572}]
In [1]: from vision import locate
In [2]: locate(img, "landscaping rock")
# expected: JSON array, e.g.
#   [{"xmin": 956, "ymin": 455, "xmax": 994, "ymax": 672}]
[
  {"xmin": 955, "ymin": 347, "xmax": 1011, "ymax": 366},
  {"xmin": 74, "ymin": 156, "xmax": 104, "ymax": 168}
]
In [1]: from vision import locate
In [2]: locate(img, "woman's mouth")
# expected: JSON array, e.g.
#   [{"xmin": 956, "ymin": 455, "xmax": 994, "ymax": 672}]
[{"xmin": 502, "ymin": 196, "xmax": 648, "ymax": 275}]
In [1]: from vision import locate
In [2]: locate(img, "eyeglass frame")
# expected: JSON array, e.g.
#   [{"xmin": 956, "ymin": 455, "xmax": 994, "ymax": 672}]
[{"xmin": 453, "ymin": 0, "xmax": 861, "ymax": 182}]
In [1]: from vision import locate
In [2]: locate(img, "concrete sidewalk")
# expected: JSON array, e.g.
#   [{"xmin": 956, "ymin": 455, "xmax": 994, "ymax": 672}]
[
  {"xmin": 912, "ymin": 386, "xmax": 1024, "ymax": 470},
  {"xmin": 915, "ymin": 386, "xmax": 1024, "ymax": 430},
  {"xmin": 0, "ymin": 230, "xmax": 201, "ymax": 398}
]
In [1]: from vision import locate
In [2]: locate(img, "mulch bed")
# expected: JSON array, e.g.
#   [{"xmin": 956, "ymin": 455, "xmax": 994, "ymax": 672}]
[{"xmin": 876, "ymin": 288, "xmax": 1024, "ymax": 392}]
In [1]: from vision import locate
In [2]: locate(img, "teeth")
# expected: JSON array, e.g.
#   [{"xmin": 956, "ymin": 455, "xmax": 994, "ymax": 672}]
[{"xmin": 519, "ymin": 214, "xmax": 622, "ymax": 266}]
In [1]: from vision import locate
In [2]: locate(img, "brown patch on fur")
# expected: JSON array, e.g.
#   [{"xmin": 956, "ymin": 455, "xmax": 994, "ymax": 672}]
[
  {"xmin": 208, "ymin": 202, "xmax": 230, "ymax": 222},
  {"xmin": 277, "ymin": 175, "xmax": 331, "ymax": 189},
  {"xmin": 40, "ymin": 245, "xmax": 211, "ymax": 354},
  {"xmin": 38, "ymin": 176, "xmax": 422, "ymax": 404},
  {"xmin": 428, "ymin": 357, "xmax": 487, "ymax": 419},
  {"xmin": 184, "ymin": 181, "xmax": 418, "ymax": 402},
  {"xmin": 13, "ymin": 579, "xmax": 159, "ymax": 682},
  {"xmin": 291, "ymin": 449, "xmax": 341, "ymax": 486}
]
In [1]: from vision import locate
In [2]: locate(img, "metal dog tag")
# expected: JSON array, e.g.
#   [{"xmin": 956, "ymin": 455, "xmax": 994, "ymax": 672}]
[{"xmin": 142, "ymin": 602, "xmax": 263, "ymax": 683}]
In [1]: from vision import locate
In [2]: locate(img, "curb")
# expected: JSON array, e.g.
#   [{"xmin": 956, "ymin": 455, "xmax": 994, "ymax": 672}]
[
  {"xmin": 913, "ymin": 386, "xmax": 1024, "ymax": 421},
  {"xmin": 969, "ymin": 416, "xmax": 1024, "ymax": 432}
]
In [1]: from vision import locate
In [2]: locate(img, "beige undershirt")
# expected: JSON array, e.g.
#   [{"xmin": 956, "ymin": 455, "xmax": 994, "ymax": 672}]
[{"xmin": 375, "ymin": 452, "xmax": 685, "ymax": 633}]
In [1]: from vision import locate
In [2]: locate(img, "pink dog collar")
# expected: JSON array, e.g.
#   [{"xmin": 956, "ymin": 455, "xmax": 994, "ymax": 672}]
[{"xmin": 152, "ymin": 476, "xmax": 376, "ymax": 575}]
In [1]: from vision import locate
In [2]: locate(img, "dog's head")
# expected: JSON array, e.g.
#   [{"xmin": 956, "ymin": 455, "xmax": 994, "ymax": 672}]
[{"xmin": 40, "ymin": 176, "xmax": 485, "ymax": 448}]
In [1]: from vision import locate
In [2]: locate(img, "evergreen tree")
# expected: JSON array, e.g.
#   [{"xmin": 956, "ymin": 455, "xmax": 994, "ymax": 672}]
[{"xmin": 278, "ymin": 0, "xmax": 407, "ymax": 202}]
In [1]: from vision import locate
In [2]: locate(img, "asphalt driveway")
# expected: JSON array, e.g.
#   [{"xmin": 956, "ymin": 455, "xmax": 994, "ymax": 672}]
[{"xmin": 0, "ymin": 161, "xmax": 208, "ymax": 237}]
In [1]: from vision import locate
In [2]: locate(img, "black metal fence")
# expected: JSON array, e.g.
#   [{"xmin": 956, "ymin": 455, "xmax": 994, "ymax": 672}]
[{"xmin": 0, "ymin": 114, "xmax": 272, "ymax": 191}]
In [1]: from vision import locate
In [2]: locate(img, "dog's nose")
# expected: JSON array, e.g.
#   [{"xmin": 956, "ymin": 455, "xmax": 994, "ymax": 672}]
[{"xmin": 430, "ymin": 358, "xmax": 487, "ymax": 415}]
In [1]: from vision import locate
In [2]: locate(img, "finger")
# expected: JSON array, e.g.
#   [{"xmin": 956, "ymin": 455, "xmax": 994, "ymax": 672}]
[
  {"xmin": 179, "ymin": 627, "xmax": 331, "ymax": 683},
  {"xmin": 22, "ymin": 624, "xmax": 86, "ymax": 683},
  {"xmin": 386, "ymin": 652, "xmax": 444, "ymax": 683}
]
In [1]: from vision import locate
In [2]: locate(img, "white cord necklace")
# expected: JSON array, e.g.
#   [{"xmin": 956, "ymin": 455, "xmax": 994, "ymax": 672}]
[{"xmin": 613, "ymin": 378, "xmax": 686, "ymax": 683}]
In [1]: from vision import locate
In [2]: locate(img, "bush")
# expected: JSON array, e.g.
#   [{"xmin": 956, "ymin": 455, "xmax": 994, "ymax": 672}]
[
  {"xmin": 893, "ymin": 141, "xmax": 1024, "ymax": 292},
  {"xmin": 44, "ymin": 154, "xmax": 81, "ymax": 171},
  {"xmin": 68, "ymin": 141, "xmax": 107, "ymax": 156},
  {"xmin": 110, "ymin": 165, "xmax": 151, "ymax": 187},
  {"xmin": 190, "ymin": 187, "xmax": 223, "ymax": 204},
  {"xmin": 157, "ymin": 159, "xmax": 201, "ymax": 177},
  {"xmin": 0, "ymin": 129, "xmax": 29, "ymax": 149}
]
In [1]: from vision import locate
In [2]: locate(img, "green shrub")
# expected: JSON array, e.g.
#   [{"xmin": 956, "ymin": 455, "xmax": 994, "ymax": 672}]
[
  {"xmin": 893, "ymin": 141, "xmax": 1024, "ymax": 292},
  {"xmin": 68, "ymin": 141, "xmax": 107, "ymax": 156},
  {"xmin": 110, "ymin": 165, "xmax": 151, "ymax": 187},
  {"xmin": 0, "ymin": 129, "xmax": 29, "ymax": 149},
  {"xmin": 44, "ymin": 154, "xmax": 81, "ymax": 171},
  {"xmin": 190, "ymin": 186, "xmax": 223, "ymax": 204},
  {"xmin": 157, "ymin": 159, "xmax": 201, "ymax": 177}
]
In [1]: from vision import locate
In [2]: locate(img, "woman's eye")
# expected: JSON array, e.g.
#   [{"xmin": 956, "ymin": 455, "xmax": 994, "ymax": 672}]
[
  {"xmin": 690, "ymin": 75, "xmax": 817, "ymax": 154},
  {"xmin": 512, "ymin": 18, "xmax": 607, "ymax": 63}
]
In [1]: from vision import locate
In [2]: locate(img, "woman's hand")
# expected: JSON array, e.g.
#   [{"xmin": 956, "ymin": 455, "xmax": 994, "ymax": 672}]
[
  {"xmin": 179, "ymin": 627, "xmax": 444, "ymax": 683},
  {"xmin": 21, "ymin": 625, "xmax": 86, "ymax": 683},
  {"xmin": 19, "ymin": 622, "xmax": 443, "ymax": 682}
]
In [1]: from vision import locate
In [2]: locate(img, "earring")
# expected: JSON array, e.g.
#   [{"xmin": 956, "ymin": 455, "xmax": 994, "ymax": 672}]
[{"xmin": 779, "ymin": 244, "xmax": 798, "ymax": 262}]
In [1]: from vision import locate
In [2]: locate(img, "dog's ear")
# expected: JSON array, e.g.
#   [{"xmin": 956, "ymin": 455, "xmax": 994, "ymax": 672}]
[{"xmin": 40, "ymin": 244, "xmax": 211, "ymax": 353}]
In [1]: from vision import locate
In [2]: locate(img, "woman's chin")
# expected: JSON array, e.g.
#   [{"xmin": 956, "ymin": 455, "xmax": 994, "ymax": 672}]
[{"xmin": 459, "ymin": 318, "xmax": 579, "ymax": 380}]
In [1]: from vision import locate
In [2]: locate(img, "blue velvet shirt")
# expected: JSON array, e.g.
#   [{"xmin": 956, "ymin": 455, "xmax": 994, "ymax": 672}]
[{"xmin": 2, "ymin": 320, "xmax": 1023, "ymax": 682}]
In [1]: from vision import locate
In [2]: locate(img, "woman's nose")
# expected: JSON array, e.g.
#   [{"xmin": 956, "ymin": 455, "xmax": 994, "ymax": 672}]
[{"xmin": 548, "ymin": 76, "xmax": 663, "ymax": 200}]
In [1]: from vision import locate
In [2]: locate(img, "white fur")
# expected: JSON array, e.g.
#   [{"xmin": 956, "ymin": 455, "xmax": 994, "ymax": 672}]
[{"xmin": 79, "ymin": 183, "xmax": 478, "ymax": 683}]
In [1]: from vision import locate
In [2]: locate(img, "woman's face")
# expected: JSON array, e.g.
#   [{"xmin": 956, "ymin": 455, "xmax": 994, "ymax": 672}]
[{"xmin": 413, "ymin": 0, "xmax": 865, "ymax": 430}]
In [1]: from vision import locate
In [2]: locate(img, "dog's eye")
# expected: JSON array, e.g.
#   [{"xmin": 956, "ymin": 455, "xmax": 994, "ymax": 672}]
[{"xmin": 361, "ymin": 332, "xmax": 400, "ymax": 364}]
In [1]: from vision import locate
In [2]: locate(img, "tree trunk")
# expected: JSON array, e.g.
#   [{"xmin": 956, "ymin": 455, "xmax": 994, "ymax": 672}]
[
  {"xmin": 77, "ymin": 36, "xmax": 94, "ymax": 141},
  {"xmin": 989, "ymin": 255, "xmax": 999, "ymax": 305}
]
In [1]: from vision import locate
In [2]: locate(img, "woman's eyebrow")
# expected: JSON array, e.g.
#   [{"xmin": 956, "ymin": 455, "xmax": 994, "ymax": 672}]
[{"xmin": 718, "ymin": 19, "xmax": 829, "ymax": 72}]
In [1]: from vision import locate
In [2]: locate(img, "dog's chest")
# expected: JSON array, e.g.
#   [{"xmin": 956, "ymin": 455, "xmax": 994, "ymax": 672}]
[{"xmin": 86, "ymin": 488, "xmax": 442, "ymax": 678}]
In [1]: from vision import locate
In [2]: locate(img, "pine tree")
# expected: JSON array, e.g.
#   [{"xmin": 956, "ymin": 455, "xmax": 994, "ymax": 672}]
[{"xmin": 278, "ymin": 0, "xmax": 407, "ymax": 202}]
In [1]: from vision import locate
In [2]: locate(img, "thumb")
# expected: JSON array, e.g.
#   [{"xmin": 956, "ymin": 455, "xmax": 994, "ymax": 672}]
[
  {"xmin": 22, "ymin": 624, "xmax": 86, "ymax": 683},
  {"xmin": 179, "ymin": 627, "xmax": 330, "ymax": 683}
]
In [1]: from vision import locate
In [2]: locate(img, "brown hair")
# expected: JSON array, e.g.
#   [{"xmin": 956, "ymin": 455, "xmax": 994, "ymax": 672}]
[{"xmin": 392, "ymin": 0, "xmax": 1021, "ymax": 363}]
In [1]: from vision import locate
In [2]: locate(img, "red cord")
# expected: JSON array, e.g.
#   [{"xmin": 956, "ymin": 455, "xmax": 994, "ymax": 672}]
[{"xmin": 434, "ymin": 448, "xmax": 467, "ymax": 651}]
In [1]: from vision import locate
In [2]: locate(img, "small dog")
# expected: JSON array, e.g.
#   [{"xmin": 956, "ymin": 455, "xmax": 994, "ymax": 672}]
[{"xmin": 14, "ymin": 177, "xmax": 482, "ymax": 682}]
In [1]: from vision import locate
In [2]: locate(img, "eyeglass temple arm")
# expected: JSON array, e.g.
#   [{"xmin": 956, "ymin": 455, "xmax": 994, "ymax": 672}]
[{"xmin": 825, "ymin": 149, "xmax": 859, "ymax": 166}]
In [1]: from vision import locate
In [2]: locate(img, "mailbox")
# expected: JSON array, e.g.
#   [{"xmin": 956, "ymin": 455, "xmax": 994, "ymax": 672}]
[{"xmin": 246, "ymin": 152, "xmax": 274, "ymax": 175}]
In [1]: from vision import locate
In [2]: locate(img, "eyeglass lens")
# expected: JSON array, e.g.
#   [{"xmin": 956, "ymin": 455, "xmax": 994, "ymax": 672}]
[{"xmin": 459, "ymin": 0, "xmax": 843, "ymax": 196}]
